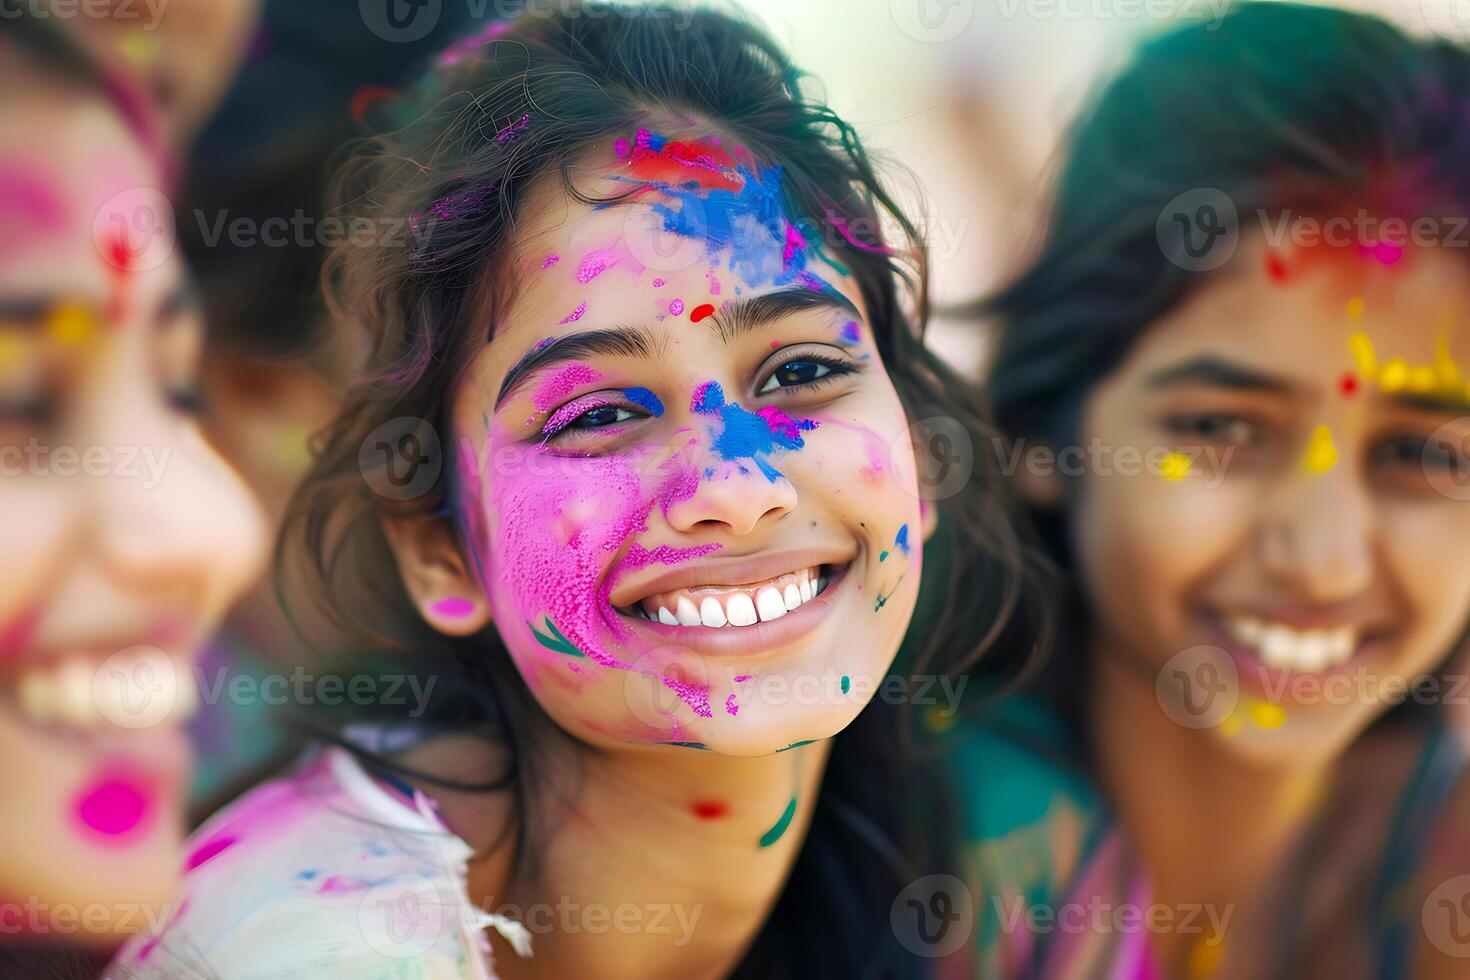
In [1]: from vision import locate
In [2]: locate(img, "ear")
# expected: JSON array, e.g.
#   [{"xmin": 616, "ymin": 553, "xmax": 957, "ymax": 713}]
[
  {"xmin": 919, "ymin": 496, "xmax": 939, "ymax": 543},
  {"xmin": 1011, "ymin": 436, "xmax": 1066, "ymax": 510},
  {"xmin": 380, "ymin": 512, "xmax": 492, "ymax": 637}
]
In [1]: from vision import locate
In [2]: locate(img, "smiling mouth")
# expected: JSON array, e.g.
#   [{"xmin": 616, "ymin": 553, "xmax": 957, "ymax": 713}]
[
  {"xmin": 617, "ymin": 563, "xmax": 840, "ymax": 628},
  {"xmin": 1214, "ymin": 614, "xmax": 1383, "ymax": 674}
]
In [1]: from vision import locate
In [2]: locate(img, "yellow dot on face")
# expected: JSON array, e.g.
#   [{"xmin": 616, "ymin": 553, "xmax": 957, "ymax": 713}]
[
  {"xmin": 46, "ymin": 303, "xmax": 95, "ymax": 347},
  {"xmin": 1346, "ymin": 297, "xmax": 1364, "ymax": 319},
  {"xmin": 1219, "ymin": 715, "xmax": 1242, "ymax": 737},
  {"xmin": 1303, "ymin": 425, "xmax": 1338, "ymax": 475},
  {"xmin": 118, "ymin": 31, "xmax": 160, "ymax": 68},
  {"xmin": 1160, "ymin": 452, "xmax": 1191, "ymax": 481},
  {"xmin": 1348, "ymin": 332, "xmax": 1377, "ymax": 380},
  {"xmin": 1379, "ymin": 358, "xmax": 1409, "ymax": 392},
  {"xmin": 1186, "ymin": 934, "xmax": 1226, "ymax": 977},
  {"xmin": 1251, "ymin": 701, "xmax": 1285, "ymax": 729},
  {"xmin": 1409, "ymin": 365, "xmax": 1439, "ymax": 394}
]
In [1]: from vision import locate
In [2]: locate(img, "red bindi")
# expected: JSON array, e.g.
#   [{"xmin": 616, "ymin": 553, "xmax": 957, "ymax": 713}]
[
  {"xmin": 690, "ymin": 303, "xmax": 715, "ymax": 322},
  {"xmin": 691, "ymin": 800, "xmax": 728, "ymax": 820},
  {"xmin": 1339, "ymin": 373, "xmax": 1359, "ymax": 397}
]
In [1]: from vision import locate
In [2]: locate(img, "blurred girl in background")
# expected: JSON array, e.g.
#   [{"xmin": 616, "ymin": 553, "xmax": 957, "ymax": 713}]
[
  {"xmin": 0, "ymin": 11, "xmax": 265, "ymax": 975},
  {"xmin": 954, "ymin": 4, "xmax": 1470, "ymax": 977}
]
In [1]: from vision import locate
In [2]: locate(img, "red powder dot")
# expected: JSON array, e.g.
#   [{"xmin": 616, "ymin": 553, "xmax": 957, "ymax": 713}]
[
  {"xmin": 690, "ymin": 303, "xmax": 715, "ymax": 322},
  {"xmin": 1340, "ymin": 373, "xmax": 1360, "ymax": 397},
  {"xmin": 1264, "ymin": 250, "xmax": 1289, "ymax": 283},
  {"xmin": 691, "ymin": 800, "xmax": 728, "ymax": 820}
]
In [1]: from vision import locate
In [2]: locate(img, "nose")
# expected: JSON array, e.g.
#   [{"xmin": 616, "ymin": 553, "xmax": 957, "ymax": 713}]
[
  {"xmin": 87, "ymin": 385, "xmax": 268, "ymax": 620},
  {"xmin": 664, "ymin": 463, "xmax": 797, "ymax": 537},
  {"xmin": 1256, "ymin": 453, "xmax": 1375, "ymax": 604}
]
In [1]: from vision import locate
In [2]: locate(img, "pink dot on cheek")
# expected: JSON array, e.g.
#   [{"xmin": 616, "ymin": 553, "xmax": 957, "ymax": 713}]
[
  {"xmin": 74, "ymin": 774, "xmax": 155, "ymax": 844},
  {"xmin": 431, "ymin": 597, "xmax": 476, "ymax": 618}
]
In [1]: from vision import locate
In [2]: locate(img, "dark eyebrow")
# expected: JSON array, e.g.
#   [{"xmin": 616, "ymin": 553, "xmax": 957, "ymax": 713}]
[
  {"xmin": 1145, "ymin": 355, "xmax": 1295, "ymax": 394},
  {"xmin": 493, "ymin": 287, "xmax": 861, "ymax": 411},
  {"xmin": 496, "ymin": 326, "xmax": 654, "ymax": 409},
  {"xmin": 705, "ymin": 286, "xmax": 861, "ymax": 346},
  {"xmin": 1386, "ymin": 389, "xmax": 1470, "ymax": 414}
]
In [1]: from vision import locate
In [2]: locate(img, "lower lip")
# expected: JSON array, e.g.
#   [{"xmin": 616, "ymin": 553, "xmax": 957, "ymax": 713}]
[
  {"xmin": 1201, "ymin": 615, "xmax": 1380, "ymax": 699},
  {"xmin": 615, "ymin": 563, "xmax": 850, "ymax": 657}
]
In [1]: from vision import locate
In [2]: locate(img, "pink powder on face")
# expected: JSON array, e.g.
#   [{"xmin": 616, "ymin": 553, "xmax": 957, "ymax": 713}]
[
  {"xmin": 725, "ymin": 694, "xmax": 739, "ymax": 716},
  {"xmin": 540, "ymin": 254, "xmax": 561, "ymax": 269},
  {"xmin": 668, "ymin": 298, "xmax": 685, "ymax": 317},
  {"xmin": 576, "ymin": 242, "xmax": 621, "ymax": 283},
  {"xmin": 756, "ymin": 405, "xmax": 819, "ymax": 441},
  {"xmin": 317, "ymin": 875, "xmax": 362, "ymax": 894},
  {"xmin": 614, "ymin": 137, "xmax": 631, "ymax": 160},
  {"xmin": 706, "ymin": 269, "xmax": 722, "ymax": 295},
  {"xmin": 651, "ymin": 278, "xmax": 665, "ymax": 287},
  {"xmin": 185, "ymin": 835, "xmax": 236, "ymax": 872},
  {"xmin": 74, "ymin": 771, "xmax": 155, "ymax": 843},
  {"xmin": 431, "ymin": 597, "xmax": 475, "ymax": 618},
  {"xmin": 0, "ymin": 163, "xmax": 67, "ymax": 252},
  {"xmin": 558, "ymin": 301, "xmax": 587, "ymax": 325},
  {"xmin": 532, "ymin": 363, "xmax": 601, "ymax": 412},
  {"xmin": 0, "ymin": 606, "xmax": 41, "ymax": 664},
  {"xmin": 782, "ymin": 221, "xmax": 808, "ymax": 268}
]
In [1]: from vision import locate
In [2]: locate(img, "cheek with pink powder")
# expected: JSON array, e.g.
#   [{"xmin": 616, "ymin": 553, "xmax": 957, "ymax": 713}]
[{"xmin": 72, "ymin": 765, "xmax": 158, "ymax": 846}]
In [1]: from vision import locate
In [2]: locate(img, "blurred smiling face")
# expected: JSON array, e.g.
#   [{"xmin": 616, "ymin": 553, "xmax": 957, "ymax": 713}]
[
  {"xmin": 0, "ymin": 65, "xmax": 265, "ymax": 940},
  {"xmin": 393, "ymin": 128, "xmax": 925, "ymax": 756},
  {"xmin": 1073, "ymin": 233, "xmax": 1470, "ymax": 764}
]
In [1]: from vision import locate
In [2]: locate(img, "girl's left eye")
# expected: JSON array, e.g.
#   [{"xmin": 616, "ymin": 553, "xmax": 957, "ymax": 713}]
[
  {"xmin": 568, "ymin": 404, "xmax": 638, "ymax": 429},
  {"xmin": 757, "ymin": 357, "xmax": 852, "ymax": 394}
]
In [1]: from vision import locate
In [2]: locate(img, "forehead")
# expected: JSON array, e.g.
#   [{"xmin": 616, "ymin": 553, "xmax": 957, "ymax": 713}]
[
  {"xmin": 480, "ymin": 132, "xmax": 868, "ymax": 378},
  {"xmin": 1124, "ymin": 235, "xmax": 1470, "ymax": 374},
  {"xmin": 0, "ymin": 88, "xmax": 161, "ymax": 296}
]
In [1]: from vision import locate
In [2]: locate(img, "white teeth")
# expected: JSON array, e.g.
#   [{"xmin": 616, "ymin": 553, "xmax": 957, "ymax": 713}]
[
  {"xmin": 700, "ymin": 597, "xmax": 727, "ymax": 628},
  {"xmin": 1226, "ymin": 616, "xmax": 1359, "ymax": 674},
  {"xmin": 799, "ymin": 578, "xmax": 813, "ymax": 603},
  {"xmin": 756, "ymin": 587, "xmax": 788, "ymax": 622},
  {"xmin": 783, "ymin": 584, "xmax": 802, "ymax": 611},
  {"xmin": 726, "ymin": 594, "xmax": 758, "ymax": 627},
  {"xmin": 10, "ymin": 649, "xmax": 199, "ymax": 731},
  {"xmin": 676, "ymin": 596, "xmax": 702, "ymax": 626},
  {"xmin": 657, "ymin": 606, "xmax": 678, "ymax": 626}
]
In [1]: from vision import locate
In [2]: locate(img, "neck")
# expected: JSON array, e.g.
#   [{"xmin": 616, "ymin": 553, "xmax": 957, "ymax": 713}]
[
  {"xmin": 474, "ymin": 735, "xmax": 831, "ymax": 980},
  {"xmin": 1089, "ymin": 641, "xmax": 1328, "ymax": 967}
]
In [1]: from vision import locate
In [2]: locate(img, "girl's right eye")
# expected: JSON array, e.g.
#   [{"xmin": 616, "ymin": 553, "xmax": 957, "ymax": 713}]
[
  {"xmin": 566, "ymin": 404, "xmax": 638, "ymax": 431},
  {"xmin": 540, "ymin": 396, "xmax": 648, "ymax": 443},
  {"xmin": 1163, "ymin": 412, "xmax": 1259, "ymax": 448}
]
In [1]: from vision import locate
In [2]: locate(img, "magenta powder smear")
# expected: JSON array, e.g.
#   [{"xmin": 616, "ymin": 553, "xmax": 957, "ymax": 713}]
[
  {"xmin": 532, "ymin": 363, "xmax": 600, "ymax": 411},
  {"xmin": 540, "ymin": 254, "xmax": 561, "ymax": 269},
  {"xmin": 706, "ymin": 269, "xmax": 722, "ymax": 295},
  {"xmin": 74, "ymin": 772, "xmax": 154, "ymax": 843},
  {"xmin": 576, "ymin": 242, "xmax": 621, "ymax": 283},
  {"xmin": 725, "ymin": 694, "xmax": 739, "ymax": 716},
  {"xmin": 185, "ymin": 835, "xmax": 236, "ymax": 872},
  {"xmin": 652, "ymin": 278, "xmax": 666, "ymax": 287},
  {"xmin": 431, "ymin": 597, "xmax": 476, "ymax": 618},
  {"xmin": 558, "ymin": 301, "xmax": 587, "ymax": 325},
  {"xmin": 669, "ymin": 298, "xmax": 685, "ymax": 316}
]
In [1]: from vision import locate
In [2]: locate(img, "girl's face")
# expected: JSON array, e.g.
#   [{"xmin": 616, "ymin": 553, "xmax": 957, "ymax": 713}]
[
  {"xmin": 0, "ymin": 81, "xmax": 266, "ymax": 938},
  {"xmin": 399, "ymin": 129, "xmax": 926, "ymax": 755},
  {"xmin": 1071, "ymin": 234, "xmax": 1470, "ymax": 763}
]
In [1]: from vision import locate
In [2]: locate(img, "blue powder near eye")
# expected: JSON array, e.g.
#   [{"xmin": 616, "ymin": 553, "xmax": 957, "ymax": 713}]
[
  {"xmin": 895, "ymin": 524, "xmax": 910, "ymax": 554},
  {"xmin": 623, "ymin": 387, "xmax": 664, "ymax": 416},
  {"xmin": 690, "ymin": 379, "xmax": 814, "ymax": 483},
  {"xmin": 839, "ymin": 320, "xmax": 861, "ymax": 345}
]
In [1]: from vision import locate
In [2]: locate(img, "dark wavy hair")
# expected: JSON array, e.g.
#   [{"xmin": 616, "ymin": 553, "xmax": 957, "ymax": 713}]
[
  {"xmin": 978, "ymin": 2, "xmax": 1470, "ymax": 733},
  {"xmin": 280, "ymin": 4, "xmax": 1047, "ymax": 976}
]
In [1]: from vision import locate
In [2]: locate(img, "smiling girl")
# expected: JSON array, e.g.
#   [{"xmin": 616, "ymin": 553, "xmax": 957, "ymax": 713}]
[
  {"xmin": 0, "ymin": 11, "xmax": 266, "ymax": 974},
  {"xmin": 108, "ymin": 5, "xmax": 1038, "ymax": 978},
  {"xmin": 954, "ymin": 4, "xmax": 1470, "ymax": 978}
]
